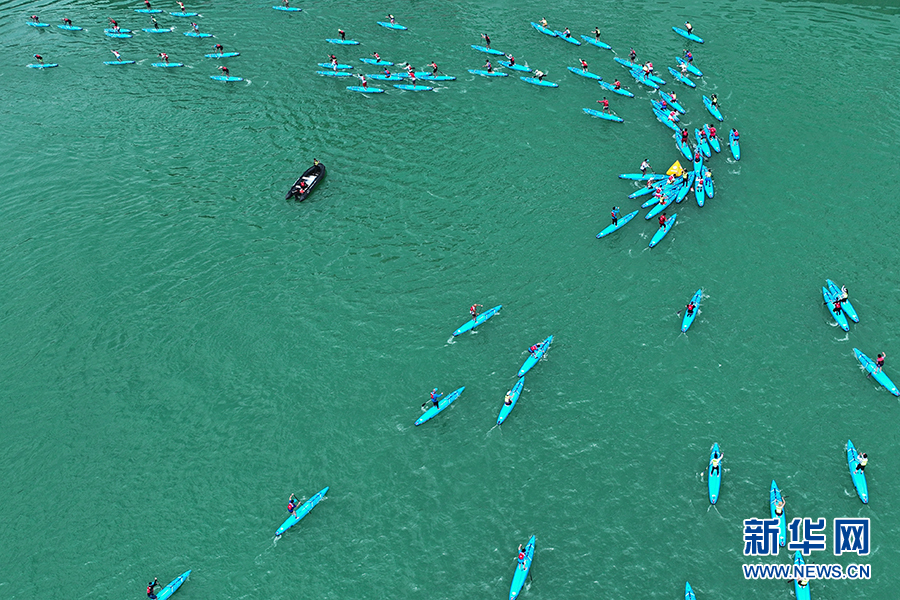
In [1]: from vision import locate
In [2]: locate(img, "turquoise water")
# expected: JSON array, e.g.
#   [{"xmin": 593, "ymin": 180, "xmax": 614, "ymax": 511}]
[{"xmin": 2, "ymin": 0, "xmax": 900, "ymax": 598}]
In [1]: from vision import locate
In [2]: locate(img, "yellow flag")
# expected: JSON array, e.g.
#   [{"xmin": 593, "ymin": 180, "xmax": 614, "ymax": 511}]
[{"xmin": 666, "ymin": 161, "xmax": 683, "ymax": 176}]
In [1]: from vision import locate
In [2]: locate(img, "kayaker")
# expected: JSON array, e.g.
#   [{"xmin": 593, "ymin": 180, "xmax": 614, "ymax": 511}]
[
  {"xmin": 372, "ymin": 52, "xmax": 381, "ymax": 61},
  {"xmin": 33, "ymin": 54, "xmax": 44, "ymax": 64},
  {"xmin": 797, "ymin": 575, "xmax": 809, "ymax": 588},
  {"xmin": 158, "ymin": 52, "xmax": 169, "ymax": 64},
  {"xmin": 681, "ymin": 170, "xmax": 691, "ymax": 185},
  {"xmin": 563, "ymin": 28, "xmax": 571, "ymax": 38},
  {"xmin": 528, "ymin": 344, "xmax": 541, "ymax": 355},
  {"xmin": 517, "ymin": 544, "xmax": 527, "ymax": 567},
  {"xmin": 710, "ymin": 449, "xmax": 722, "ymax": 474},
  {"xmin": 681, "ymin": 129, "xmax": 689, "ymax": 143},
  {"xmin": 470, "ymin": 304, "xmax": 483, "ymax": 320},
  {"xmin": 669, "ymin": 91, "xmax": 678, "ymax": 102},
  {"xmin": 597, "ymin": 97, "xmax": 610, "ymax": 112},
  {"xmin": 338, "ymin": 29, "xmax": 346, "ymax": 40},
  {"xmin": 146, "ymin": 578, "xmax": 160, "ymax": 599},
  {"xmin": 218, "ymin": 65, "xmax": 230, "ymax": 76},
  {"xmin": 430, "ymin": 388, "xmax": 442, "ymax": 409},
  {"xmin": 832, "ymin": 298, "xmax": 843, "ymax": 315},
  {"xmin": 684, "ymin": 50, "xmax": 693, "ymax": 62},
  {"xmin": 658, "ymin": 213, "xmax": 668, "ymax": 229},
  {"xmin": 658, "ymin": 98, "xmax": 668, "ymax": 111},
  {"xmin": 483, "ymin": 60, "xmax": 493, "ymax": 73},
  {"xmin": 481, "ymin": 33, "xmax": 491, "ymax": 48},
  {"xmin": 839, "ymin": 285, "xmax": 849, "ymax": 302},
  {"xmin": 382, "ymin": 67, "xmax": 392, "ymax": 76},
  {"xmin": 190, "ymin": 21, "xmax": 200, "ymax": 33},
  {"xmin": 668, "ymin": 110, "xmax": 679, "ymax": 123},
  {"xmin": 876, "ymin": 353, "xmax": 886, "ymax": 372},
  {"xmin": 666, "ymin": 173, "xmax": 676, "ymax": 185},
  {"xmin": 698, "ymin": 129, "xmax": 707, "ymax": 142},
  {"xmin": 388, "ymin": 14, "xmax": 395, "ymax": 24},
  {"xmin": 144, "ymin": 0, "xmax": 152, "ymax": 8},
  {"xmin": 539, "ymin": 18, "xmax": 548, "ymax": 27},
  {"xmin": 593, "ymin": 27, "xmax": 602, "ymax": 40},
  {"xmin": 855, "ymin": 451, "xmax": 868, "ymax": 473},
  {"xmin": 109, "ymin": 17, "xmax": 119, "ymax": 28},
  {"xmin": 731, "ymin": 128, "xmax": 739, "ymax": 140},
  {"xmin": 533, "ymin": 69, "xmax": 546, "ymax": 81},
  {"xmin": 179, "ymin": 1, "xmax": 186, "ymax": 10},
  {"xmin": 611, "ymin": 206, "xmax": 620, "ymax": 226},
  {"xmin": 504, "ymin": 390, "xmax": 514, "ymax": 406},
  {"xmin": 684, "ymin": 21, "xmax": 693, "ymax": 34},
  {"xmin": 429, "ymin": 61, "xmax": 438, "ymax": 74},
  {"xmin": 215, "ymin": 44, "xmax": 224, "ymax": 53},
  {"xmin": 62, "ymin": 17, "xmax": 72, "ymax": 26},
  {"xmin": 505, "ymin": 54, "xmax": 516, "ymax": 65},
  {"xmin": 680, "ymin": 62, "xmax": 689, "ymax": 75},
  {"xmin": 710, "ymin": 94, "xmax": 719, "ymax": 107},
  {"xmin": 31, "ymin": 14, "xmax": 40, "ymax": 23},
  {"xmin": 774, "ymin": 496, "xmax": 785, "ymax": 516},
  {"xmin": 613, "ymin": 79, "xmax": 622, "ymax": 89},
  {"xmin": 629, "ymin": 48, "xmax": 636, "ymax": 61},
  {"xmin": 694, "ymin": 150, "xmax": 701, "ymax": 163},
  {"xmin": 287, "ymin": 493, "xmax": 299, "ymax": 515},
  {"xmin": 707, "ymin": 124, "xmax": 717, "ymax": 139},
  {"xmin": 705, "ymin": 169, "xmax": 713, "ymax": 184},
  {"xmin": 640, "ymin": 159, "xmax": 651, "ymax": 174},
  {"xmin": 579, "ymin": 59, "xmax": 588, "ymax": 71},
  {"xmin": 111, "ymin": 50, "xmax": 122, "ymax": 61},
  {"xmin": 151, "ymin": 16, "xmax": 160, "ymax": 29}
]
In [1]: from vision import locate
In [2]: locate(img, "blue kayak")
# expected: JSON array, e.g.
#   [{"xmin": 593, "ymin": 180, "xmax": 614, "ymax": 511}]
[
  {"xmin": 676, "ymin": 172, "xmax": 694, "ymax": 202},
  {"xmin": 185, "ymin": 31, "xmax": 212, "ymax": 37},
  {"xmin": 27, "ymin": 22, "xmax": 49, "ymax": 27},
  {"xmin": 171, "ymin": 11, "xmax": 199, "ymax": 16},
  {"xmin": 853, "ymin": 348, "xmax": 899, "ymax": 396},
  {"xmin": 847, "ymin": 439, "xmax": 868, "ymax": 503},
  {"xmin": 105, "ymin": 32, "xmax": 132, "ymax": 38},
  {"xmin": 275, "ymin": 486, "xmax": 329, "ymax": 536},
  {"xmin": 497, "ymin": 377, "xmax": 525, "ymax": 425},
  {"xmin": 681, "ymin": 289, "xmax": 702, "ymax": 332},
  {"xmin": 704, "ymin": 175, "xmax": 714, "ymax": 198},
  {"xmin": 597, "ymin": 209, "xmax": 639, "ymax": 238},
  {"xmin": 685, "ymin": 582, "xmax": 696, "ymax": 600},
  {"xmin": 613, "ymin": 57, "xmax": 639, "ymax": 70},
  {"xmin": 619, "ymin": 173, "xmax": 665, "ymax": 181},
  {"xmin": 581, "ymin": 34, "xmax": 611, "ymax": 49},
  {"xmin": 629, "ymin": 185, "xmax": 656, "ymax": 199},
  {"xmin": 518, "ymin": 336, "xmax": 552, "ymax": 377},
  {"xmin": 415, "ymin": 386, "xmax": 465, "ymax": 426},
  {"xmin": 208, "ymin": 52, "xmax": 241, "ymax": 58},
  {"xmin": 677, "ymin": 138, "xmax": 692, "ymax": 160},
  {"xmin": 676, "ymin": 56, "xmax": 703, "ymax": 76},
  {"xmin": 318, "ymin": 62, "xmax": 352, "ymax": 69},
  {"xmin": 360, "ymin": 58, "xmax": 393, "ymax": 66},
  {"xmin": 649, "ymin": 214, "xmax": 676, "ymax": 248},
  {"xmin": 509, "ymin": 535, "xmax": 535, "ymax": 600},
  {"xmin": 327, "ymin": 38, "xmax": 359, "ymax": 45},
  {"xmin": 673, "ymin": 26, "xmax": 704, "ymax": 43},
  {"xmin": 653, "ymin": 109, "xmax": 680, "ymax": 132},
  {"xmin": 695, "ymin": 177, "xmax": 705, "ymax": 206},
  {"xmin": 105, "ymin": 28, "xmax": 132, "ymax": 33},
  {"xmin": 415, "ymin": 72, "xmax": 456, "ymax": 81},
  {"xmin": 693, "ymin": 153, "xmax": 704, "ymax": 175},
  {"xmin": 144, "ymin": 27, "xmax": 174, "ymax": 32},
  {"xmin": 554, "ymin": 32, "xmax": 581, "ymax": 45},
  {"xmin": 704, "ymin": 125, "xmax": 721, "ymax": 152},
  {"xmin": 730, "ymin": 130, "xmax": 741, "ymax": 160},
  {"xmin": 210, "ymin": 75, "xmax": 242, "ymax": 81},
  {"xmin": 629, "ymin": 69, "xmax": 659, "ymax": 89},
  {"xmin": 667, "ymin": 66, "xmax": 696, "ymax": 87},
  {"xmin": 530, "ymin": 22, "xmax": 556, "ymax": 37},
  {"xmin": 152, "ymin": 62, "xmax": 184, "ymax": 67},
  {"xmin": 453, "ymin": 305, "xmax": 502, "ymax": 336},
  {"xmin": 393, "ymin": 84, "xmax": 432, "ymax": 91},
  {"xmin": 58, "ymin": 24, "xmax": 83, "ymax": 30},
  {"xmin": 156, "ymin": 571, "xmax": 191, "ymax": 600},
  {"xmin": 104, "ymin": 60, "xmax": 135, "ymax": 65},
  {"xmin": 377, "ymin": 21, "xmax": 407, "ymax": 30},
  {"xmin": 500, "ymin": 61, "xmax": 531, "ymax": 72},
  {"xmin": 471, "ymin": 44, "xmax": 505, "ymax": 56},
  {"xmin": 367, "ymin": 74, "xmax": 403, "ymax": 80},
  {"xmin": 598, "ymin": 80, "xmax": 634, "ymax": 97},
  {"xmin": 347, "ymin": 86, "xmax": 383, "ymax": 93},
  {"xmin": 658, "ymin": 90, "xmax": 685, "ymax": 113},
  {"xmin": 468, "ymin": 69, "xmax": 507, "ymax": 77},
  {"xmin": 521, "ymin": 77, "xmax": 557, "ymax": 87},
  {"xmin": 703, "ymin": 95, "xmax": 723, "ymax": 121},
  {"xmin": 646, "ymin": 191, "xmax": 676, "ymax": 218},
  {"xmin": 708, "ymin": 443, "xmax": 722, "ymax": 504},
  {"xmin": 316, "ymin": 71, "xmax": 352, "ymax": 77},
  {"xmin": 770, "ymin": 481, "xmax": 786, "ymax": 546},
  {"xmin": 135, "ymin": 8, "xmax": 163, "ymax": 13},
  {"xmin": 567, "ymin": 66, "xmax": 602, "ymax": 80},
  {"xmin": 583, "ymin": 108, "xmax": 623, "ymax": 122},
  {"xmin": 826, "ymin": 279, "xmax": 858, "ymax": 322},
  {"xmin": 273, "ymin": 6, "xmax": 302, "ymax": 11},
  {"xmin": 823, "ymin": 286, "xmax": 850, "ymax": 331},
  {"xmin": 651, "ymin": 100, "xmax": 677, "ymax": 117},
  {"xmin": 794, "ymin": 552, "xmax": 811, "ymax": 600},
  {"xmin": 27, "ymin": 63, "xmax": 59, "ymax": 68},
  {"xmin": 693, "ymin": 129, "xmax": 711, "ymax": 158}
]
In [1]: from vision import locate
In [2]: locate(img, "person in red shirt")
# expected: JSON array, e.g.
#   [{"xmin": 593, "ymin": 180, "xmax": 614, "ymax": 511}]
[
  {"xmin": 470, "ymin": 304, "xmax": 483, "ymax": 320},
  {"xmin": 597, "ymin": 97, "xmax": 610, "ymax": 112}
]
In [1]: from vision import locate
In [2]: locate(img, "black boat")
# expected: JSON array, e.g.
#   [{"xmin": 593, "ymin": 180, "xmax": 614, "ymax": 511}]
[{"xmin": 285, "ymin": 161, "xmax": 326, "ymax": 201}]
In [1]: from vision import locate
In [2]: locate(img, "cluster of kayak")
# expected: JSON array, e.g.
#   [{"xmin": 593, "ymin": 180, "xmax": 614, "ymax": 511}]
[
  {"xmin": 24, "ymin": 3, "xmax": 249, "ymax": 81},
  {"xmin": 416, "ymin": 307, "xmax": 553, "ymax": 428},
  {"xmin": 316, "ymin": 56, "xmax": 457, "ymax": 94}
]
